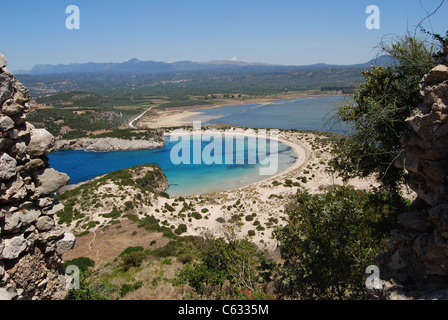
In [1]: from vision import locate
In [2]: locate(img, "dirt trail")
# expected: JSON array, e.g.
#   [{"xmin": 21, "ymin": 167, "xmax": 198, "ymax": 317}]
[{"xmin": 88, "ymin": 227, "xmax": 103, "ymax": 270}]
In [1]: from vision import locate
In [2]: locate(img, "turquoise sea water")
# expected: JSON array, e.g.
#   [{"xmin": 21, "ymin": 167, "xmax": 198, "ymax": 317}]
[{"xmin": 49, "ymin": 135, "xmax": 297, "ymax": 197}]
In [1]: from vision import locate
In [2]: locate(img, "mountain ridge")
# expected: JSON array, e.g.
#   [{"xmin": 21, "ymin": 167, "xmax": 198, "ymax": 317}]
[{"xmin": 15, "ymin": 55, "xmax": 392, "ymax": 75}]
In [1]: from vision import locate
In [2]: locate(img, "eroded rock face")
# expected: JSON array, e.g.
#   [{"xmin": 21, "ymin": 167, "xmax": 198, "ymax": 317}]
[
  {"xmin": 371, "ymin": 32, "xmax": 448, "ymax": 300},
  {"xmin": 55, "ymin": 136, "xmax": 164, "ymax": 152},
  {"xmin": 0, "ymin": 53, "xmax": 74, "ymax": 300}
]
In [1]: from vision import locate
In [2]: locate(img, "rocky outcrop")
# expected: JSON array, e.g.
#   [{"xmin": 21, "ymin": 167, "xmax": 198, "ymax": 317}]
[
  {"xmin": 0, "ymin": 53, "xmax": 75, "ymax": 300},
  {"xmin": 55, "ymin": 137, "xmax": 164, "ymax": 152},
  {"xmin": 370, "ymin": 32, "xmax": 448, "ymax": 300}
]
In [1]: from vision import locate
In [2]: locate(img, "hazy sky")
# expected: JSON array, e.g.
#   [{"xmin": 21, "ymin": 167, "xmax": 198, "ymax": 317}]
[{"xmin": 1, "ymin": 0, "xmax": 447, "ymax": 72}]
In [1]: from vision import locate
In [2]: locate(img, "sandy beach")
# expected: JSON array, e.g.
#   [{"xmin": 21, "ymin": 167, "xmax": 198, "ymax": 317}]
[{"xmin": 139, "ymin": 110, "xmax": 204, "ymax": 128}]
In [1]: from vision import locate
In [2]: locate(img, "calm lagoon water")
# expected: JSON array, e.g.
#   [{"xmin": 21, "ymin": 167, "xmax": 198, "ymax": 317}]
[
  {"xmin": 189, "ymin": 95, "xmax": 347, "ymax": 132},
  {"xmin": 49, "ymin": 135, "xmax": 297, "ymax": 197}
]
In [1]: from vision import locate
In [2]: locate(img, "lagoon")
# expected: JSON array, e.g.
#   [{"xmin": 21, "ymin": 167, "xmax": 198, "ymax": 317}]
[
  {"xmin": 49, "ymin": 135, "xmax": 297, "ymax": 197},
  {"xmin": 188, "ymin": 95, "xmax": 348, "ymax": 132}
]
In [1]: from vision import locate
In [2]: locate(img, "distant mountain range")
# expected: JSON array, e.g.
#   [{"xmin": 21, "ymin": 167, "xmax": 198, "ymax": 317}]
[{"xmin": 16, "ymin": 55, "xmax": 392, "ymax": 75}]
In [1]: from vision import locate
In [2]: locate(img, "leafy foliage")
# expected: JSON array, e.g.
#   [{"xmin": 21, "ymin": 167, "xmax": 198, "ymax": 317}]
[
  {"xmin": 137, "ymin": 215, "xmax": 176, "ymax": 239},
  {"xmin": 121, "ymin": 251, "xmax": 147, "ymax": 271},
  {"xmin": 275, "ymin": 186, "xmax": 409, "ymax": 300},
  {"xmin": 330, "ymin": 35, "xmax": 440, "ymax": 192},
  {"xmin": 63, "ymin": 257, "xmax": 95, "ymax": 273},
  {"xmin": 119, "ymin": 246, "xmax": 144, "ymax": 257},
  {"xmin": 177, "ymin": 228, "xmax": 276, "ymax": 297}
]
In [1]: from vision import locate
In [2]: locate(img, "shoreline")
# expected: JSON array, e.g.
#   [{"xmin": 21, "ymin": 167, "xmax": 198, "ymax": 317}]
[{"xmin": 56, "ymin": 129, "xmax": 304, "ymax": 195}]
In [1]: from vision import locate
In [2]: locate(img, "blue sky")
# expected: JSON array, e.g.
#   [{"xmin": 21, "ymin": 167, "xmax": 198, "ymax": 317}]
[{"xmin": 1, "ymin": 0, "xmax": 447, "ymax": 71}]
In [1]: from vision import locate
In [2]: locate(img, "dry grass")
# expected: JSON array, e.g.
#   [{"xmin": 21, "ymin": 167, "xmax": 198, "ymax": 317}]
[{"xmin": 63, "ymin": 219, "xmax": 170, "ymax": 270}]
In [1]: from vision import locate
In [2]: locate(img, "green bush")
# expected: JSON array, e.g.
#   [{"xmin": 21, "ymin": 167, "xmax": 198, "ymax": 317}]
[
  {"xmin": 137, "ymin": 215, "xmax": 176, "ymax": 238},
  {"xmin": 119, "ymin": 246, "xmax": 144, "ymax": 257},
  {"xmin": 164, "ymin": 203, "xmax": 175, "ymax": 212},
  {"xmin": 151, "ymin": 241, "xmax": 178, "ymax": 258},
  {"xmin": 75, "ymin": 231, "xmax": 90, "ymax": 238},
  {"xmin": 103, "ymin": 207, "xmax": 121, "ymax": 219},
  {"xmin": 150, "ymin": 236, "xmax": 203, "ymax": 259},
  {"xmin": 174, "ymin": 224, "xmax": 188, "ymax": 235},
  {"xmin": 158, "ymin": 191, "xmax": 170, "ymax": 199},
  {"xmin": 120, "ymin": 281, "xmax": 143, "ymax": 298},
  {"xmin": 192, "ymin": 212, "xmax": 202, "ymax": 220},
  {"xmin": 275, "ymin": 186, "xmax": 408, "ymax": 300},
  {"xmin": 63, "ymin": 257, "xmax": 95, "ymax": 273},
  {"xmin": 178, "ymin": 253, "xmax": 194, "ymax": 264},
  {"xmin": 121, "ymin": 251, "xmax": 147, "ymax": 271},
  {"xmin": 216, "ymin": 217, "xmax": 226, "ymax": 223},
  {"xmin": 176, "ymin": 235, "xmax": 272, "ymax": 295}
]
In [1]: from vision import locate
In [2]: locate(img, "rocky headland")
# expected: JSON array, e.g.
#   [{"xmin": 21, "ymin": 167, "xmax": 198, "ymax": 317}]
[{"xmin": 55, "ymin": 137, "xmax": 164, "ymax": 152}]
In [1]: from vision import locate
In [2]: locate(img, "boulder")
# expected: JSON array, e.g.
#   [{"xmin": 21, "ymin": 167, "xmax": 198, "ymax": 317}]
[
  {"xmin": 33, "ymin": 168, "xmax": 70, "ymax": 196},
  {"xmin": 13, "ymin": 80, "xmax": 30, "ymax": 105},
  {"xmin": 0, "ymin": 176, "xmax": 27, "ymax": 203},
  {"xmin": 1, "ymin": 99, "xmax": 24, "ymax": 117},
  {"xmin": 22, "ymin": 158, "xmax": 45, "ymax": 173},
  {"xmin": 2, "ymin": 212, "xmax": 20, "ymax": 233},
  {"xmin": 398, "ymin": 211, "xmax": 430, "ymax": 232},
  {"xmin": 55, "ymin": 233, "xmax": 76, "ymax": 255},
  {"xmin": 26, "ymin": 128, "xmax": 55, "ymax": 158},
  {"xmin": 17, "ymin": 208, "xmax": 41, "ymax": 226},
  {"xmin": 0, "ymin": 234, "xmax": 27, "ymax": 260},
  {"xmin": 35, "ymin": 216, "xmax": 54, "ymax": 232},
  {"xmin": 0, "ymin": 116, "xmax": 15, "ymax": 132},
  {"xmin": 0, "ymin": 152, "xmax": 17, "ymax": 180},
  {"xmin": 0, "ymin": 52, "xmax": 6, "ymax": 69},
  {"xmin": 37, "ymin": 197, "xmax": 53, "ymax": 208},
  {"xmin": 43, "ymin": 202, "xmax": 64, "ymax": 215},
  {"xmin": 0, "ymin": 72, "xmax": 14, "ymax": 105},
  {"xmin": 0, "ymin": 285, "xmax": 18, "ymax": 300}
]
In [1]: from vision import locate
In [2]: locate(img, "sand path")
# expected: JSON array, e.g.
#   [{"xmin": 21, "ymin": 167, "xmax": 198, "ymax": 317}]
[
  {"xmin": 88, "ymin": 227, "xmax": 103, "ymax": 270},
  {"xmin": 129, "ymin": 106, "xmax": 153, "ymax": 129}
]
